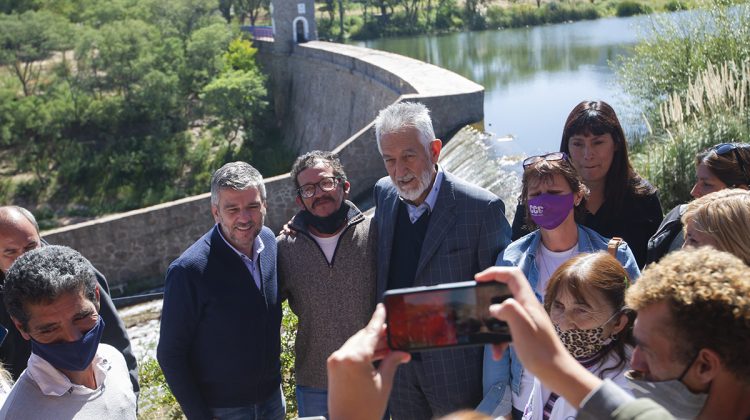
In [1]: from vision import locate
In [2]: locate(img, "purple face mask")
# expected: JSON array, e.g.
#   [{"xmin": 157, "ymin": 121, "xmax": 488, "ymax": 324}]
[{"xmin": 528, "ymin": 193, "xmax": 574, "ymax": 230}]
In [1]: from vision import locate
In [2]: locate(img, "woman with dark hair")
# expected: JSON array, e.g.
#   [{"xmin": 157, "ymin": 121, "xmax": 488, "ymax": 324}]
[
  {"xmin": 521, "ymin": 251, "xmax": 634, "ymax": 420},
  {"xmin": 647, "ymin": 143, "xmax": 750, "ymax": 264},
  {"xmin": 511, "ymin": 100, "xmax": 662, "ymax": 268},
  {"xmin": 478, "ymin": 153, "xmax": 639, "ymax": 419}
]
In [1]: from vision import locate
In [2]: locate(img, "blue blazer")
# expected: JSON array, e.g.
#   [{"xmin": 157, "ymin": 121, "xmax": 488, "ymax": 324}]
[
  {"xmin": 157, "ymin": 225, "xmax": 281, "ymax": 419},
  {"xmin": 373, "ymin": 171, "xmax": 512, "ymax": 409}
]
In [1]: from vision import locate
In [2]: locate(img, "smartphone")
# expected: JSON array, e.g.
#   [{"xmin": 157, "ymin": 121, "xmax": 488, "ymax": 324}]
[{"xmin": 384, "ymin": 280, "xmax": 512, "ymax": 352}]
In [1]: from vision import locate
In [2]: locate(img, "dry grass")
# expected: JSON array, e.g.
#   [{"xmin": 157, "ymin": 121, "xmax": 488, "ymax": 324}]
[{"xmin": 659, "ymin": 59, "xmax": 750, "ymax": 130}]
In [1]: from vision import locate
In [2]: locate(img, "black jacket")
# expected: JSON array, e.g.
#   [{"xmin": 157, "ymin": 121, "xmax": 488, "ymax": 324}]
[
  {"xmin": 646, "ymin": 204, "xmax": 686, "ymax": 265},
  {"xmin": 157, "ymin": 225, "xmax": 281, "ymax": 419}
]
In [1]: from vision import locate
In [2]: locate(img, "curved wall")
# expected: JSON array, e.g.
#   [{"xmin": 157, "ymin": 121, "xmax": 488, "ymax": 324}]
[{"xmin": 42, "ymin": 41, "xmax": 484, "ymax": 291}]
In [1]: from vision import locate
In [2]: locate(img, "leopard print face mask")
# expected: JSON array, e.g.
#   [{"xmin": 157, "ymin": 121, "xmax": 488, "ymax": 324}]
[{"xmin": 554, "ymin": 311, "xmax": 620, "ymax": 359}]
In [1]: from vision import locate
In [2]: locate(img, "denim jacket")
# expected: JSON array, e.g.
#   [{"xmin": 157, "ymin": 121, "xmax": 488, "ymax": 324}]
[{"xmin": 476, "ymin": 224, "xmax": 640, "ymax": 415}]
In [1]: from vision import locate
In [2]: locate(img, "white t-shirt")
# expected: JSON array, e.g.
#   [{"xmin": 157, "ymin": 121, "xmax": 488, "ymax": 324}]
[
  {"xmin": 513, "ymin": 241, "xmax": 579, "ymax": 412},
  {"xmin": 534, "ymin": 242, "xmax": 579, "ymax": 301},
  {"xmin": 521, "ymin": 348, "xmax": 633, "ymax": 420},
  {"xmin": 311, "ymin": 230, "xmax": 344, "ymax": 264}
]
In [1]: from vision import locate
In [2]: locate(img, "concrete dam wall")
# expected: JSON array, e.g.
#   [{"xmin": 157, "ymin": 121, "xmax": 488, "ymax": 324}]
[{"xmin": 42, "ymin": 40, "xmax": 484, "ymax": 292}]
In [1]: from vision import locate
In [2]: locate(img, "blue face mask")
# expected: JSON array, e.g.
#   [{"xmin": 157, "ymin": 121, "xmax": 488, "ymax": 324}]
[{"xmin": 31, "ymin": 317, "xmax": 105, "ymax": 372}]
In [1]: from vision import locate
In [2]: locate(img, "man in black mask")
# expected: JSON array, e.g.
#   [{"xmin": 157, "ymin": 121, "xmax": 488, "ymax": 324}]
[{"xmin": 277, "ymin": 150, "xmax": 377, "ymax": 419}]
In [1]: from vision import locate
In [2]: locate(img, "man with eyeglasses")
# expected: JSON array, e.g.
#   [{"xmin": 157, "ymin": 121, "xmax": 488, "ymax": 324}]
[
  {"xmin": 277, "ymin": 150, "xmax": 377, "ymax": 418},
  {"xmin": 157, "ymin": 162, "xmax": 284, "ymax": 420}
]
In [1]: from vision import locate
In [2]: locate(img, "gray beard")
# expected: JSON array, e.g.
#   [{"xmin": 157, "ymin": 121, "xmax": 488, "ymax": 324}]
[{"xmin": 396, "ymin": 169, "xmax": 433, "ymax": 202}]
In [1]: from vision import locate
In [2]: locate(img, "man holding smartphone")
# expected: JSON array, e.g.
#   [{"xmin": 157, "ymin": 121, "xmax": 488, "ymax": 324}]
[
  {"xmin": 277, "ymin": 151, "xmax": 377, "ymax": 418},
  {"xmin": 372, "ymin": 101, "xmax": 512, "ymax": 419}
]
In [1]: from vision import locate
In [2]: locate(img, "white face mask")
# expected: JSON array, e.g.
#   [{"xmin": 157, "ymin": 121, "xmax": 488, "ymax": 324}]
[{"xmin": 625, "ymin": 356, "xmax": 708, "ymax": 420}]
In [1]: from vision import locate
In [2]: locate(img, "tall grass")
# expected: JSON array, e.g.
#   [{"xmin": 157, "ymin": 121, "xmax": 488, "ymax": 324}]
[
  {"xmin": 617, "ymin": 0, "xmax": 750, "ymax": 116},
  {"xmin": 631, "ymin": 59, "xmax": 750, "ymax": 209}
]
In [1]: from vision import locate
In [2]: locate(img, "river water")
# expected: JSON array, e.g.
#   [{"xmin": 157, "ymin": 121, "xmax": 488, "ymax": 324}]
[{"xmin": 353, "ymin": 14, "xmax": 661, "ymax": 156}]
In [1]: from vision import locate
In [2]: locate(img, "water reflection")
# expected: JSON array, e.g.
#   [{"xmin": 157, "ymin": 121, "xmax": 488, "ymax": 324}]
[{"xmin": 354, "ymin": 15, "xmax": 651, "ymax": 155}]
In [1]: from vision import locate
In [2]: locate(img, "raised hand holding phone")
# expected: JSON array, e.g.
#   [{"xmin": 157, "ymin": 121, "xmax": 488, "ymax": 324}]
[{"xmin": 383, "ymin": 281, "xmax": 512, "ymax": 352}]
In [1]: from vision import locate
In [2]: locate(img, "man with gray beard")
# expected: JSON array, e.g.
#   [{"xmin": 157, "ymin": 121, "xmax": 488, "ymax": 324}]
[{"xmin": 372, "ymin": 101, "xmax": 512, "ymax": 419}]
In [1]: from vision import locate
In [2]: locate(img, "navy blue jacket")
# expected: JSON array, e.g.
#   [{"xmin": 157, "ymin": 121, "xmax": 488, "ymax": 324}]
[{"xmin": 157, "ymin": 225, "xmax": 281, "ymax": 419}]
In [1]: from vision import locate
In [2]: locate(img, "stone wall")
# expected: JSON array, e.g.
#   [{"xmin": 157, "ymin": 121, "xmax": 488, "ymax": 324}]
[{"xmin": 43, "ymin": 41, "xmax": 484, "ymax": 292}]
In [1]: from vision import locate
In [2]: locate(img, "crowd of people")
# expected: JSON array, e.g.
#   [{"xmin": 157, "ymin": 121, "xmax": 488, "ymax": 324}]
[{"xmin": 0, "ymin": 99, "xmax": 747, "ymax": 420}]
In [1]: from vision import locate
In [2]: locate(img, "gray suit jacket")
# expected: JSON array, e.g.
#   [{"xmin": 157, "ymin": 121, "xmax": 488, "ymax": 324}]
[
  {"xmin": 373, "ymin": 171, "xmax": 511, "ymax": 300},
  {"xmin": 373, "ymin": 170, "xmax": 511, "ymax": 415}
]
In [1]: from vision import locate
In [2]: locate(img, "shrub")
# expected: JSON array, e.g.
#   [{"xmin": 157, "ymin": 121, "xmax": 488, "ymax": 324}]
[
  {"xmin": 486, "ymin": 2, "xmax": 600, "ymax": 29},
  {"xmin": 138, "ymin": 357, "xmax": 184, "ymax": 419},
  {"xmin": 281, "ymin": 301, "xmax": 299, "ymax": 419},
  {"xmin": 617, "ymin": 0, "xmax": 750, "ymax": 117},
  {"xmin": 665, "ymin": 0, "xmax": 689, "ymax": 11},
  {"xmin": 631, "ymin": 60, "xmax": 750, "ymax": 209},
  {"xmin": 616, "ymin": 1, "xmax": 652, "ymax": 17}
]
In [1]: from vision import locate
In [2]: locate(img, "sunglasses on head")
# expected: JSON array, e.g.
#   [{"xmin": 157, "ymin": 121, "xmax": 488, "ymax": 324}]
[
  {"xmin": 522, "ymin": 152, "xmax": 569, "ymax": 169},
  {"xmin": 712, "ymin": 143, "xmax": 750, "ymax": 183}
]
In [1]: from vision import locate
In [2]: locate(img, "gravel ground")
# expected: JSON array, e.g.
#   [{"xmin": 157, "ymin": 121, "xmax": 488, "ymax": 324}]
[{"xmin": 120, "ymin": 299, "xmax": 163, "ymax": 362}]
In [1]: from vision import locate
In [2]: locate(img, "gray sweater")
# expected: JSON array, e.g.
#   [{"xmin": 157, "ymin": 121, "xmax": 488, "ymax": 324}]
[
  {"xmin": 578, "ymin": 379, "xmax": 674, "ymax": 420},
  {"xmin": 277, "ymin": 202, "xmax": 377, "ymax": 389}
]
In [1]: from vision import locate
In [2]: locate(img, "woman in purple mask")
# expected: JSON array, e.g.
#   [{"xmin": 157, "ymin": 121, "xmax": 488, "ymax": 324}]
[
  {"xmin": 476, "ymin": 152, "xmax": 639, "ymax": 419},
  {"xmin": 510, "ymin": 100, "xmax": 662, "ymax": 269}
]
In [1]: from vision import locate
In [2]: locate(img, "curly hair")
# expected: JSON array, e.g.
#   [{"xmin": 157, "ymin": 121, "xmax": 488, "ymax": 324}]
[
  {"xmin": 520, "ymin": 157, "xmax": 589, "ymax": 230},
  {"xmin": 626, "ymin": 248, "xmax": 750, "ymax": 384},
  {"xmin": 3, "ymin": 245, "xmax": 99, "ymax": 330},
  {"xmin": 289, "ymin": 150, "xmax": 348, "ymax": 191},
  {"xmin": 681, "ymin": 188, "xmax": 750, "ymax": 265}
]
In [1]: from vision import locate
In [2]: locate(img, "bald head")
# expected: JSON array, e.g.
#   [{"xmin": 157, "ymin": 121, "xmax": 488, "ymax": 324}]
[{"xmin": 0, "ymin": 206, "xmax": 41, "ymax": 273}]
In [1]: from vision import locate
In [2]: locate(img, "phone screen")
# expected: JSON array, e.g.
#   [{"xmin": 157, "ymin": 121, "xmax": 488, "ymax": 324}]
[{"xmin": 384, "ymin": 281, "xmax": 511, "ymax": 352}]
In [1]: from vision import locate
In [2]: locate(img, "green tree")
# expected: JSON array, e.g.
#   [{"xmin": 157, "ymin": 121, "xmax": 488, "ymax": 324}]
[
  {"xmin": 201, "ymin": 68, "xmax": 267, "ymax": 150},
  {"xmin": 234, "ymin": 0, "xmax": 269, "ymax": 26},
  {"xmin": 0, "ymin": 10, "xmax": 73, "ymax": 96},
  {"xmin": 184, "ymin": 22, "xmax": 234, "ymax": 96}
]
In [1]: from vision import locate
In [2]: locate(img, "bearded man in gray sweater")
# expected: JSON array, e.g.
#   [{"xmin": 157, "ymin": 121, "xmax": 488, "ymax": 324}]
[{"xmin": 277, "ymin": 150, "xmax": 377, "ymax": 419}]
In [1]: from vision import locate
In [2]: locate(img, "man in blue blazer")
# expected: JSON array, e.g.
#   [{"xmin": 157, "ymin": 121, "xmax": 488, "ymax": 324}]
[
  {"xmin": 373, "ymin": 102, "xmax": 512, "ymax": 419},
  {"xmin": 157, "ymin": 162, "xmax": 283, "ymax": 420}
]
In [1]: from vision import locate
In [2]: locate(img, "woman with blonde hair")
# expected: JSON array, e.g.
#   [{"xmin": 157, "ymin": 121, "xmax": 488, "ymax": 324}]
[{"xmin": 681, "ymin": 188, "xmax": 750, "ymax": 265}]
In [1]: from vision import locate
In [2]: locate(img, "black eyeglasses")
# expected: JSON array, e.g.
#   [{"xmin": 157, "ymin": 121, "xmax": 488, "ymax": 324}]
[
  {"xmin": 713, "ymin": 143, "xmax": 750, "ymax": 183},
  {"xmin": 522, "ymin": 152, "xmax": 569, "ymax": 169},
  {"xmin": 297, "ymin": 177, "xmax": 340, "ymax": 199}
]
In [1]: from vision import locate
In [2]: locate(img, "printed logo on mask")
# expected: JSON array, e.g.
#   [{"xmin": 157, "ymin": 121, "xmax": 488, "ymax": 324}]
[{"xmin": 527, "ymin": 193, "xmax": 574, "ymax": 230}]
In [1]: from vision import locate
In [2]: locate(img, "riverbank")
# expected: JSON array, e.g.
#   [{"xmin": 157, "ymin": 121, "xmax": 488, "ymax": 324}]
[{"xmin": 319, "ymin": 0, "xmax": 694, "ymax": 41}]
